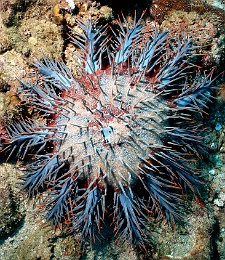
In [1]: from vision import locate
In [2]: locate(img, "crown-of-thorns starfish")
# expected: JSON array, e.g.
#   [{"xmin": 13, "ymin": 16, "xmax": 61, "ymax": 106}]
[{"xmin": 1, "ymin": 14, "xmax": 215, "ymax": 249}]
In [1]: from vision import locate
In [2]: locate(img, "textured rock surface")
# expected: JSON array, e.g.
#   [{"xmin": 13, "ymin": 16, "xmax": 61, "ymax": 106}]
[
  {"xmin": 153, "ymin": 203, "xmax": 214, "ymax": 260},
  {"xmin": 150, "ymin": 0, "xmax": 225, "ymax": 23},
  {"xmin": 161, "ymin": 10, "xmax": 225, "ymax": 68},
  {"xmin": 0, "ymin": 163, "xmax": 24, "ymax": 237}
]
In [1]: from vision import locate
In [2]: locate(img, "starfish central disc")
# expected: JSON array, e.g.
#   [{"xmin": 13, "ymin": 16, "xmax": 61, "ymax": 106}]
[{"xmin": 56, "ymin": 74, "xmax": 166, "ymax": 187}]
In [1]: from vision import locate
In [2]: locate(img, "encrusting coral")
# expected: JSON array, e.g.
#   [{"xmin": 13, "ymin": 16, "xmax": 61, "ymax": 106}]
[{"xmin": 0, "ymin": 14, "xmax": 217, "ymax": 249}]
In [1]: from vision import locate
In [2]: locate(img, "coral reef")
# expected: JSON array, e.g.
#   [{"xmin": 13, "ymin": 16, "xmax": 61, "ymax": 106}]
[
  {"xmin": 0, "ymin": 20, "xmax": 11, "ymax": 54},
  {"xmin": 155, "ymin": 203, "xmax": 214, "ymax": 259},
  {"xmin": 161, "ymin": 10, "xmax": 225, "ymax": 68},
  {"xmin": 56, "ymin": 0, "xmax": 113, "ymax": 26},
  {"xmin": 0, "ymin": 50, "xmax": 26, "ymax": 91},
  {"xmin": 0, "ymin": 14, "xmax": 216, "ymax": 250},
  {"xmin": 150, "ymin": 0, "xmax": 225, "ymax": 24},
  {"xmin": 0, "ymin": 163, "xmax": 24, "ymax": 237},
  {"xmin": 0, "ymin": 0, "xmax": 63, "ymax": 61}
]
